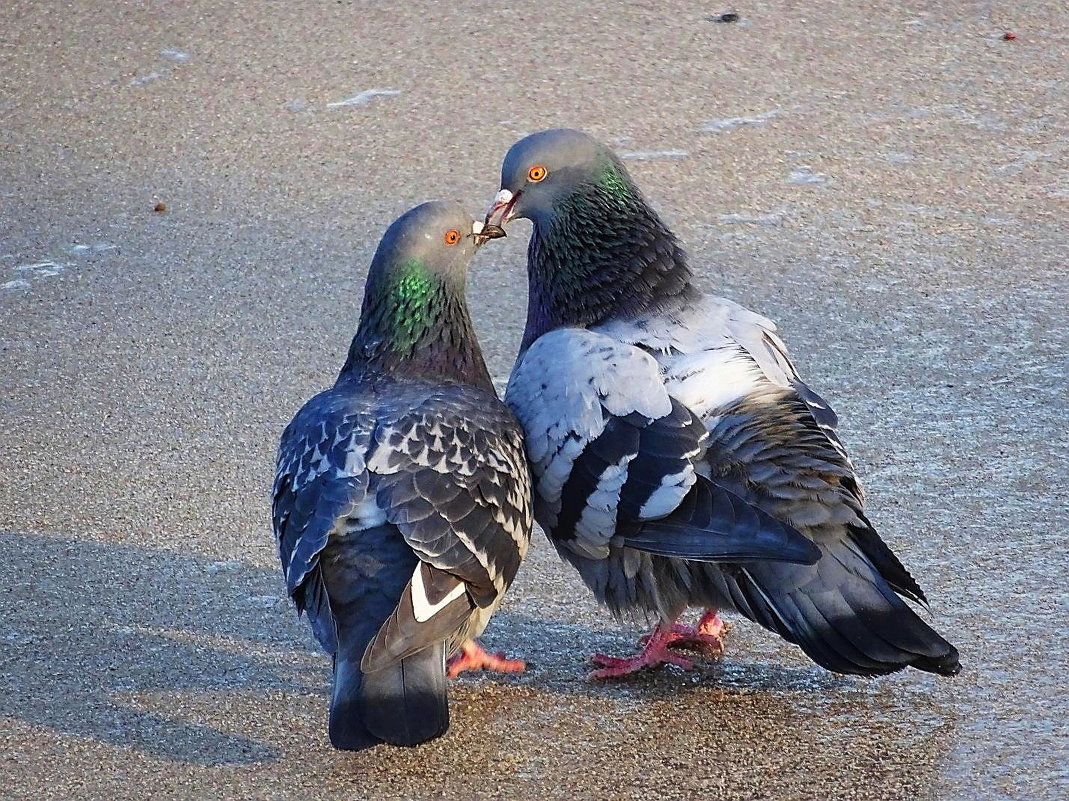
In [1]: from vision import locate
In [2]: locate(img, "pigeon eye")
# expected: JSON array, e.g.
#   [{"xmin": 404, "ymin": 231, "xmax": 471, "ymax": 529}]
[
  {"xmin": 527, "ymin": 165, "xmax": 548, "ymax": 182},
  {"xmin": 444, "ymin": 229, "xmax": 461, "ymax": 245}
]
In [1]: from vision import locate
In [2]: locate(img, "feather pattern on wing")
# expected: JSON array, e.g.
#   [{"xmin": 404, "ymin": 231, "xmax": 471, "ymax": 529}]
[
  {"xmin": 592, "ymin": 295, "xmax": 956, "ymax": 674},
  {"xmin": 507, "ymin": 327, "xmax": 819, "ymax": 576},
  {"xmin": 273, "ymin": 378, "xmax": 532, "ymax": 665}
]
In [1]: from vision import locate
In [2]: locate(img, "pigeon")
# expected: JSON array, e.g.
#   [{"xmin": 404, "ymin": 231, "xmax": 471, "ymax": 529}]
[
  {"xmin": 272, "ymin": 201, "xmax": 532, "ymax": 749},
  {"xmin": 484, "ymin": 129, "xmax": 960, "ymax": 679}
]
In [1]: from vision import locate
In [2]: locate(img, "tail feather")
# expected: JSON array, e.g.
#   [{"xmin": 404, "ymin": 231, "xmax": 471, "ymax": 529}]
[
  {"xmin": 328, "ymin": 655, "xmax": 379, "ymax": 751},
  {"xmin": 329, "ymin": 641, "xmax": 450, "ymax": 749},
  {"xmin": 361, "ymin": 642, "xmax": 449, "ymax": 746},
  {"xmin": 845, "ymin": 521, "xmax": 928, "ymax": 605},
  {"xmin": 318, "ymin": 522, "xmax": 454, "ymax": 750},
  {"xmin": 701, "ymin": 539, "xmax": 960, "ymax": 677}
]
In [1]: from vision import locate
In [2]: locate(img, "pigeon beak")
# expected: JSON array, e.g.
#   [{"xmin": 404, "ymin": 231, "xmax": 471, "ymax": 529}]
[
  {"xmin": 472, "ymin": 219, "xmax": 506, "ymax": 247},
  {"xmin": 484, "ymin": 188, "xmax": 519, "ymax": 230}
]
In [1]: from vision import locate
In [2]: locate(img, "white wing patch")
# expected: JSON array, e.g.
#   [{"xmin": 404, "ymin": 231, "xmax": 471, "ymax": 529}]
[
  {"xmin": 571, "ymin": 454, "xmax": 634, "ymax": 556},
  {"xmin": 507, "ymin": 328, "xmax": 676, "ymax": 534},
  {"xmin": 410, "ymin": 565, "xmax": 467, "ymax": 623},
  {"xmin": 663, "ymin": 347, "xmax": 767, "ymax": 420},
  {"xmin": 637, "ymin": 468, "xmax": 695, "ymax": 519}
]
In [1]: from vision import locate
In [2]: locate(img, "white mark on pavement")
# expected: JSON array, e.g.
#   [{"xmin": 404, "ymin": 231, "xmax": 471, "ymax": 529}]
[
  {"xmin": 16, "ymin": 261, "xmax": 66, "ymax": 278},
  {"xmin": 788, "ymin": 166, "xmax": 828, "ymax": 185},
  {"xmin": 717, "ymin": 211, "xmax": 786, "ymax": 225},
  {"xmin": 160, "ymin": 48, "xmax": 192, "ymax": 63},
  {"xmin": 874, "ymin": 151, "xmax": 914, "ymax": 164},
  {"xmin": 326, "ymin": 89, "xmax": 401, "ymax": 109},
  {"xmin": 67, "ymin": 243, "xmax": 117, "ymax": 256},
  {"xmin": 700, "ymin": 109, "xmax": 781, "ymax": 133},
  {"xmin": 619, "ymin": 150, "xmax": 689, "ymax": 161},
  {"xmin": 130, "ymin": 71, "xmax": 163, "ymax": 87},
  {"xmin": 130, "ymin": 49, "xmax": 191, "ymax": 88},
  {"xmin": 3, "ymin": 243, "xmax": 116, "ymax": 294},
  {"xmin": 206, "ymin": 560, "xmax": 245, "ymax": 574}
]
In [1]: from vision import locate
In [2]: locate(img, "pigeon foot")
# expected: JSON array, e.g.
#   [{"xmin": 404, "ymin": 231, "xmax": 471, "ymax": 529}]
[
  {"xmin": 589, "ymin": 621, "xmax": 698, "ymax": 679},
  {"xmin": 640, "ymin": 609, "xmax": 730, "ymax": 658},
  {"xmin": 447, "ymin": 639, "xmax": 526, "ymax": 678}
]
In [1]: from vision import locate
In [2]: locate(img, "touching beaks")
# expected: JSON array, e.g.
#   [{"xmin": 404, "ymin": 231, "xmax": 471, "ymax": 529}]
[
  {"xmin": 472, "ymin": 218, "xmax": 506, "ymax": 246},
  {"xmin": 483, "ymin": 188, "xmax": 518, "ymax": 230}
]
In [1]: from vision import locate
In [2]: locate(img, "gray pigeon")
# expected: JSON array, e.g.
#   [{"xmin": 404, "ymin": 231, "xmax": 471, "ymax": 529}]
[
  {"xmin": 484, "ymin": 129, "xmax": 959, "ymax": 679},
  {"xmin": 272, "ymin": 201, "xmax": 532, "ymax": 749}
]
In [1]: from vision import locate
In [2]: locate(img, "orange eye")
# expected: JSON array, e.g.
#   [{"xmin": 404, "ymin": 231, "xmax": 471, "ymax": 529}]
[
  {"xmin": 444, "ymin": 229, "xmax": 461, "ymax": 245},
  {"xmin": 527, "ymin": 165, "xmax": 548, "ymax": 182}
]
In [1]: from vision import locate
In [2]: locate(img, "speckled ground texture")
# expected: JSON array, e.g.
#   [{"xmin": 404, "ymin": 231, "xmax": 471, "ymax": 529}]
[{"xmin": 1, "ymin": 1, "xmax": 1066, "ymax": 799}]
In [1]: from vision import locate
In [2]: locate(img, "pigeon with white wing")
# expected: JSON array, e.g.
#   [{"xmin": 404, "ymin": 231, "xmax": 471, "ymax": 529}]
[{"xmin": 484, "ymin": 129, "xmax": 959, "ymax": 679}]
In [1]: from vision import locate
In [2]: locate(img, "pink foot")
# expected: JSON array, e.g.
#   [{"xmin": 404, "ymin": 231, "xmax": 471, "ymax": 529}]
[
  {"xmin": 447, "ymin": 639, "xmax": 526, "ymax": 679},
  {"xmin": 696, "ymin": 609, "xmax": 730, "ymax": 639},
  {"xmin": 589, "ymin": 622, "xmax": 697, "ymax": 679},
  {"xmin": 639, "ymin": 610, "xmax": 731, "ymax": 658}
]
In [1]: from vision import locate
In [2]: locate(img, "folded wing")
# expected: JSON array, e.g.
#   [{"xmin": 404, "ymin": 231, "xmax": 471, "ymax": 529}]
[{"xmin": 507, "ymin": 328, "xmax": 818, "ymax": 565}]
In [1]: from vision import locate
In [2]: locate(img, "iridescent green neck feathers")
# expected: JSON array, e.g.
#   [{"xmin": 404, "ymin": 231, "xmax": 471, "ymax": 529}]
[
  {"xmin": 342, "ymin": 258, "xmax": 491, "ymax": 389},
  {"xmin": 523, "ymin": 160, "xmax": 696, "ymax": 349}
]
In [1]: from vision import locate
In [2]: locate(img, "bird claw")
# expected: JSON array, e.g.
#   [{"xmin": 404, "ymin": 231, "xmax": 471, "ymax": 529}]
[
  {"xmin": 447, "ymin": 639, "xmax": 526, "ymax": 679},
  {"xmin": 592, "ymin": 612, "xmax": 730, "ymax": 678},
  {"xmin": 640, "ymin": 632, "xmax": 725, "ymax": 658},
  {"xmin": 589, "ymin": 647, "xmax": 694, "ymax": 679}
]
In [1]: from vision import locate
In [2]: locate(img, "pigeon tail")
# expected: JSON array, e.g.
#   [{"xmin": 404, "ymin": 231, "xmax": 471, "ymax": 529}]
[
  {"xmin": 706, "ymin": 536, "xmax": 960, "ymax": 677},
  {"xmin": 321, "ymin": 520, "xmax": 450, "ymax": 750},
  {"xmin": 329, "ymin": 641, "xmax": 450, "ymax": 750},
  {"xmin": 328, "ymin": 654, "xmax": 379, "ymax": 751}
]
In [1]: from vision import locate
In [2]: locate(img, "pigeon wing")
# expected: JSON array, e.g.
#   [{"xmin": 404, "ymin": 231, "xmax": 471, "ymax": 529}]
[
  {"xmin": 636, "ymin": 296, "xmax": 953, "ymax": 675},
  {"xmin": 361, "ymin": 385, "xmax": 533, "ymax": 670},
  {"xmin": 272, "ymin": 390, "xmax": 376, "ymax": 653},
  {"xmin": 507, "ymin": 328, "xmax": 816, "ymax": 564}
]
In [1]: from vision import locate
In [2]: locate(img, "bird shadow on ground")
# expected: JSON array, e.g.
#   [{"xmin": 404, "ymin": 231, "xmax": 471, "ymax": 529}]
[
  {"xmin": 476, "ymin": 609, "xmax": 855, "ymax": 702},
  {"xmin": 0, "ymin": 530, "xmax": 320, "ymax": 766},
  {"xmin": 0, "ymin": 530, "xmax": 951, "ymax": 780}
]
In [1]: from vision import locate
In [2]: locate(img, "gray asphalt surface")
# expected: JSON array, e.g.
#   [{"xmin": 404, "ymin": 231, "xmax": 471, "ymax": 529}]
[{"xmin": 2, "ymin": 2, "xmax": 1066, "ymax": 799}]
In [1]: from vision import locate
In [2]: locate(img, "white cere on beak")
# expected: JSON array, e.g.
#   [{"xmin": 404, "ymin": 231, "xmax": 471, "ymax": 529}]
[
  {"xmin": 472, "ymin": 220, "xmax": 485, "ymax": 235},
  {"xmin": 484, "ymin": 188, "xmax": 517, "ymax": 226}
]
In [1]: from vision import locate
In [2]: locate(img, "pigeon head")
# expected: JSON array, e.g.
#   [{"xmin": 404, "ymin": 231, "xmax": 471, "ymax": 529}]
[
  {"xmin": 484, "ymin": 130, "xmax": 696, "ymax": 350},
  {"xmin": 484, "ymin": 129, "xmax": 622, "ymax": 229},
  {"xmin": 375, "ymin": 200, "xmax": 503, "ymax": 278},
  {"xmin": 341, "ymin": 201, "xmax": 496, "ymax": 387}
]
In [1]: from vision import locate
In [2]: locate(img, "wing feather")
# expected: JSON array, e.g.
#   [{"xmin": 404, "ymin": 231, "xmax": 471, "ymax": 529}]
[
  {"xmin": 272, "ymin": 381, "xmax": 532, "ymax": 666},
  {"xmin": 507, "ymin": 328, "xmax": 816, "ymax": 565}
]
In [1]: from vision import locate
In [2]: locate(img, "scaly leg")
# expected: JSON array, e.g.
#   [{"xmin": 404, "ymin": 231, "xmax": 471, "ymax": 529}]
[{"xmin": 589, "ymin": 619, "xmax": 696, "ymax": 679}]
